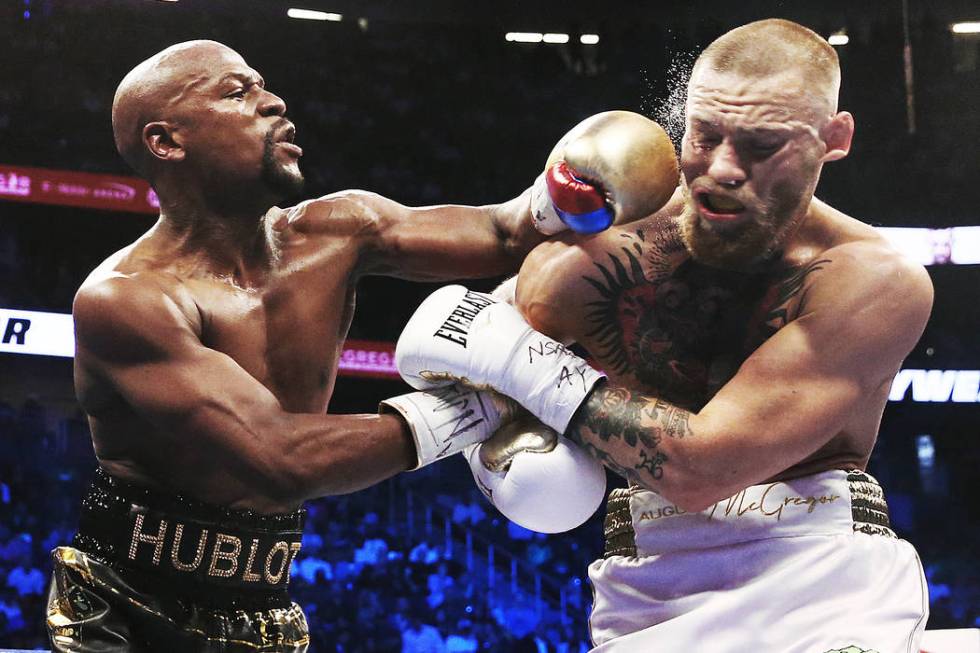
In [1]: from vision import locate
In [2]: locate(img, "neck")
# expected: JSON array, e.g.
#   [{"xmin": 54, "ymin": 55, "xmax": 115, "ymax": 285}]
[
  {"xmin": 150, "ymin": 178, "xmax": 282, "ymax": 284},
  {"xmin": 154, "ymin": 207, "xmax": 275, "ymax": 286},
  {"xmin": 777, "ymin": 198, "xmax": 832, "ymax": 269}
]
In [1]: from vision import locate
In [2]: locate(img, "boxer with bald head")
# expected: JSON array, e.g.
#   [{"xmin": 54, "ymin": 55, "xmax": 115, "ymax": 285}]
[
  {"xmin": 397, "ymin": 19, "xmax": 932, "ymax": 651},
  {"xmin": 45, "ymin": 40, "xmax": 545, "ymax": 652}
]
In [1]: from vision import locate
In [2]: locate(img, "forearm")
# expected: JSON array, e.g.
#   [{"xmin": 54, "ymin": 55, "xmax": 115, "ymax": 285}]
[
  {"xmin": 565, "ymin": 383, "xmax": 709, "ymax": 507},
  {"xmin": 272, "ymin": 412, "xmax": 415, "ymax": 501},
  {"xmin": 567, "ymin": 382, "xmax": 818, "ymax": 510}
]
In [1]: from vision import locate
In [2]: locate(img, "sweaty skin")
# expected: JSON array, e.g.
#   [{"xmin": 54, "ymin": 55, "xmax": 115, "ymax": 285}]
[
  {"xmin": 74, "ymin": 41, "xmax": 540, "ymax": 515},
  {"xmin": 514, "ymin": 34, "xmax": 933, "ymax": 512}
]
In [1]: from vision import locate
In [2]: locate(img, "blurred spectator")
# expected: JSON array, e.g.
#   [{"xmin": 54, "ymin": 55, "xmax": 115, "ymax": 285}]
[
  {"xmin": 445, "ymin": 618, "xmax": 479, "ymax": 653},
  {"xmin": 354, "ymin": 534, "xmax": 389, "ymax": 566},
  {"xmin": 0, "ymin": 589, "xmax": 26, "ymax": 634},
  {"xmin": 0, "ymin": 534, "xmax": 32, "ymax": 566},
  {"xmin": 426, "ymin": 561, "xmax": 455, "ymax": 609},
  {"xmin": 294, "ymin": 554, "xmax": 333, "ymax": 585},
  {"xmin": 452, "ymin": 492, "xmax": 487, "ymax": 527},
  {"xmin": 6, "ymin": 559, "xmax": 44, "ymax": 597},
  {"xmin": 398, "ymin": 608, "xmax": 447, "ymax": 653},
  {"xmin": 409, "ymin": 540, "xmax": 441, "ymax": 565}
]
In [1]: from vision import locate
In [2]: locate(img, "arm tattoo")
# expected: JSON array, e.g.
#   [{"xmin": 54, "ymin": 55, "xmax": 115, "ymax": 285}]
[
  {"xmin": 762, "ymin": 258, "xmax": 831, "ymax": 334},
  {"xmin": 575, "ymin": 441, "xmax": 644, "ymax": 486},
  {"xmin": 645, "ymin": 398, "xmax": 691, "ymax": 440},
  {"xmin": 567, "ymin": 384, "xmax": 694, "ymax": 486},
  {"xmin": 637, "ymin": 450, "xmax": 668, "ymax": 479}
]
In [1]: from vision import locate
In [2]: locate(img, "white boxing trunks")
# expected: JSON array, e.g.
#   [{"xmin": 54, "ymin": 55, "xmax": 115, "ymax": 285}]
[{"xmin": 588, "ymin": 470, "xmax": 928, "ymax": 653}]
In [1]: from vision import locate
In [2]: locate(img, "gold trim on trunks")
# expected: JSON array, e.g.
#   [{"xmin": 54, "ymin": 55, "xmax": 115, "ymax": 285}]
[
  {"xmin": 602, "ymin": 472, "xmax": 897, "ymax": 558},
  {"xmin": 48, "ymin": 547, "xmax": 311, "ymax": 650}
]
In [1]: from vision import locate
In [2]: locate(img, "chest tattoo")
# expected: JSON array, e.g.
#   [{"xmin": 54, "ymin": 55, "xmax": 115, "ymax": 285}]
[
  {"xmin": 759, "ymin": 257, "xmax": 831, "ymax": 335},
  {"xmin": 579, "ymin": 227, "xmax": 830, "ymax": 407},
  {"xmin": 565, "ymin": 227, "xmax": 833, "ymax": 486}
]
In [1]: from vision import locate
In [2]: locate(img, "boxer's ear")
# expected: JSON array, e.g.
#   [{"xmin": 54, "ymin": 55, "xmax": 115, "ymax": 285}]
[
  {"xmin": 820, "ymin": 111, "xmax": 854, "ymax": 163},
  {"xmin": 144, "ymin": 121, "xmax": 185, "ymax": 163}
]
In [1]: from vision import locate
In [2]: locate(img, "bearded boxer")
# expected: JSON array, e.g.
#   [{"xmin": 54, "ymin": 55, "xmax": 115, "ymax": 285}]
[
  {"xmin": 397, "ymin": 19, "xmax": 932, "ymax": 652},
  {"xmin": 44, "ymin": 39, "xmax": 557, "ymax": 653}
]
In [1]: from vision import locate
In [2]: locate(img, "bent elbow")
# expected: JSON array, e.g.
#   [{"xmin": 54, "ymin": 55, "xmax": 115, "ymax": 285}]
[
  {"xmin": 672, "ymin": 493, "xmax": 720, "ymax": 514},
  {"xmin": 657, "ymin": 469, "xmax": 746, "ymax": 513},
  {"xmin": 639, "ymin": 478, "xmax": 722, "ymax": 513},
  {"xmin": 241, "ymin": 420, "xmax": 323, "ymax": 504},
  {"xmin": 645, "ymin": 452, "xmax": 727, "ymax": 514},
  {"xmin": 260, "ymin": 442, "xmax": 341, "ymax": 503},
  {"xmin": 241, "ymin": 452, "xmax": 309, "ymax": 506},
  {"xmin": 648, "ymin": 479, "xmax": 717, "ymax": 514}
]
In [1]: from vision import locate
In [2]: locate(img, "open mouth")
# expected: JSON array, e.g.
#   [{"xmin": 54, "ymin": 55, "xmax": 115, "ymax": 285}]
[
  {"xmin": 696, "ymin": 192, "xmax": 746, "ymax": 222},
  {"xmin": 277, "ymin": 124, "xmax": 296, "ymax": 143},
  {"xmin": 276, "ymin": 125, "xmax": 303, "ymax": 157}
]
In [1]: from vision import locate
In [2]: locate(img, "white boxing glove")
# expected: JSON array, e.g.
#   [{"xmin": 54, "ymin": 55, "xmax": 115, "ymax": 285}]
[
  {"xmin": 395, "ymin": 285, "xmax": 604, "ymax": 434},
  {"xmin": 381, "ymin": 383, "xmax": 518, "ymax": 470},
  {"xmin": 465, "ymin": 417, "xmax": 606, "ymax": 533}
]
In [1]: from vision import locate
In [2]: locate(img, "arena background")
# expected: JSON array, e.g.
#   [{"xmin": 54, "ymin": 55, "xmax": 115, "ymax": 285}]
[{"xmin": 1, "ymin": 0, "xmax": 978, "ymax": 650}]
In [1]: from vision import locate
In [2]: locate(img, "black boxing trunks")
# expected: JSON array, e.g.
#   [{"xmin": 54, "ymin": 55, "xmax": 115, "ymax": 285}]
[{"xmin": 46, "ymin": 468, "xmax": 309, "ymax": 652}]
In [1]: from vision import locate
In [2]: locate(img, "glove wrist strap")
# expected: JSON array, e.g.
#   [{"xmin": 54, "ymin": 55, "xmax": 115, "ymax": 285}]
[
  {"xmin": 501, "ymin": 331, "xmax": 606, "ymax": 433},
  {"xmin": 530, "ymin": 172, "xmax": 567, "ymax": 235},
  {"xmin": 381, "ymin": 385, "xmax": 502, "ymax": 470}
]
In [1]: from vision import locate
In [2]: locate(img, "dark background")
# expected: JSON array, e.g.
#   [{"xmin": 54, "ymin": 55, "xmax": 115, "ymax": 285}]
[{"xmin": 1, "ymin": 0, "xmax": 978, "ymax": 649}]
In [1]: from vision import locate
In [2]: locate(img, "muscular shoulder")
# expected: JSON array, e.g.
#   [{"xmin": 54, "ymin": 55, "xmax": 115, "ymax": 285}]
[
  {"xmin": 829, "ymin": 238, "xmax": 930, "ymax": 305},
  {"xmin": 280, "ymin": 190, "xmax": 402, "ymax": 240},
  {"xmin": 798, "ymin": 201, "xmax": 932, "ymax": 320},
  {"xmin": 801, "ymin": 238, "xmax": 933, "ymax": 362},
  {"xmin": 73, "ymin": 272, "xmax": 201, "ymax": 361},
  {"xmin": 515, "ymin": 234, "xmax": 596, "ymax": 338},
  {"xmin": 515, "ymin": 222, "xmax": 659, "ymax": 341}
]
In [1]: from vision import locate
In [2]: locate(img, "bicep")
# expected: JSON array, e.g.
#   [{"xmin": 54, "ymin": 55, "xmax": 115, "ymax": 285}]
[
  {"xmin": 693, "ymin": 278, "xmax": 920, "ymax": 487},
  {"xmin": 696, "ymin": 315, "xmax": 867, "ymax": 473},
  {"xmin": 103, "ymin": 342, "xmax": 284, "ymax": 443},
  {"xmin": 76, "ymin": 283, "xmax": 286, "ymax": 463}
]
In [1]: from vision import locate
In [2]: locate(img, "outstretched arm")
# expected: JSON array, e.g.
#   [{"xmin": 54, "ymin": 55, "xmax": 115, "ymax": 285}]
[
  {"xmin": 564, "ymin": 247, "xmax": 933, "ymax": 510},
  {"xmin": 290, "ymin": 111, "xmax": 678, "ymax": 282},
  {"xmin": 352, "ymin": 189, "xmax": 546, "ymax": 281}
]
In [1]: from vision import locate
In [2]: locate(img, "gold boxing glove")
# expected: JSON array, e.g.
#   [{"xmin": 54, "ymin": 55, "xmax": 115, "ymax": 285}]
[{"xmin": 530, "ymin": 110, "xmax": 679, "ymax": 234}]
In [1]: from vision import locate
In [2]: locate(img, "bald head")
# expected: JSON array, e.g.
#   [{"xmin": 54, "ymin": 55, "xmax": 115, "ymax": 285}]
[
  {"xmin": 111, "ymin": 40, "xmax": 245, "ymax": 178},
  {"xmin": 693, "ymin": 19, "xmax": 841, "ymax": 116}
]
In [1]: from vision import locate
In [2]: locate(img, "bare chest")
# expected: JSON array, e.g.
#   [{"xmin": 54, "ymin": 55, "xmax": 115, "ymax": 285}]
[
  {"xmin": 188, "ymin": 260, "xmax": 357, "ymax": 412},
  {"xmin": 521, "ymin": 228, "xmax": 825, "ymax": 410}
]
